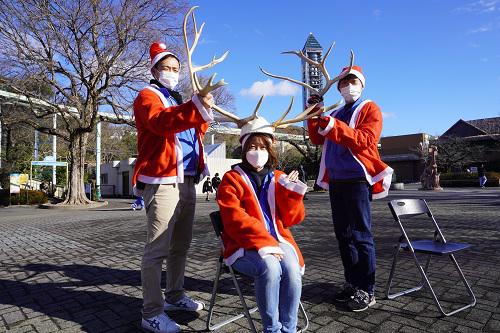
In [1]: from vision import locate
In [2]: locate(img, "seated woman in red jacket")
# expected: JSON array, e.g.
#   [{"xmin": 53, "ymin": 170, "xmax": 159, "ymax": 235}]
[{"xmin": 216, "ymin": 117, "xmax": 307, "ymax": 333}]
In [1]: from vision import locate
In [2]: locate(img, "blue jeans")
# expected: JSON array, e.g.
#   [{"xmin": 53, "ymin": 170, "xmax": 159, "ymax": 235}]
[
  {"xmin": 232, "ymin": 243, "xmax": 302, "ymax": 333},
  {"xmin": 480, "ymin": 176, "xmax": 487, "ymax": 187},
  {"xmin": 329, "ymin": 181, "xmax": 375, "ymax": 294}
]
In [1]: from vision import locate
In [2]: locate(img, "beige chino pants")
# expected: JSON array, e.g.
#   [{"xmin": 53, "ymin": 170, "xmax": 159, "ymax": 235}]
[{"xmin": 141, "ymin": 177, "xmax": 196, "ymax": 318}]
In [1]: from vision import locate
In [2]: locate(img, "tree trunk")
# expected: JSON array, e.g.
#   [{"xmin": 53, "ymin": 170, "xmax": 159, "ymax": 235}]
[{"xmin": 63, "ymin": 132, "xmax": 92, "ymax": 205}]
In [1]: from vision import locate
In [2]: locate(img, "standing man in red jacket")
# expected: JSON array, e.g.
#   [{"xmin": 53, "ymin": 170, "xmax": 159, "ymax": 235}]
[
  {"xmin": 134, "ymin": 42, "xmax": 214, "ymax": 333},
  {"xmin": 307, "ymin": 65, "xmax": 393, "ymax": 312}
]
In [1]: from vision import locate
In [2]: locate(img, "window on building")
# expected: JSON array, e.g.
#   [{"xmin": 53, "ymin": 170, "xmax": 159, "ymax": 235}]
[{"xmin": 101, "ymin": 173, "xmax": 108, "ymax": 185}]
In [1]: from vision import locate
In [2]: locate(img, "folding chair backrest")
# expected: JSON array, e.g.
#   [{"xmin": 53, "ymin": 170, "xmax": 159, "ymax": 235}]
[
  {"xmin": 388, "ymin": 199, "xmax": 430, "ymax": 219},
  {"xmin": 388, "ymin": 199, "xmax": 446, "ymax": 243},
  {"xmin": 210, "ymin": 211, "xmax": 224, "ymax": 238}
]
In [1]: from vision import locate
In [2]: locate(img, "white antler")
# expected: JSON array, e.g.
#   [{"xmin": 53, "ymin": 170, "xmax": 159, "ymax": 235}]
[
  {"xmin": 260, "ymin": 43, "xmax": 354, "ymax": 112},
  {"xmin": 183, "ymin": 6, "xmax": 229, "ymax": 96},
  {"xmin": 272, "ymin": 98, "xmax": 331, "ymax": 129},
  {"xmin": 183, "ymin": 6, "xmax": 245, "ymax": 124}
]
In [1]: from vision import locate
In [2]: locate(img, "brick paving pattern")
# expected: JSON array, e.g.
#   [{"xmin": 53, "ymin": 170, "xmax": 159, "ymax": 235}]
[{"xmin": 1, "ymin": 186, "xmax": 499, "ymax": 332}]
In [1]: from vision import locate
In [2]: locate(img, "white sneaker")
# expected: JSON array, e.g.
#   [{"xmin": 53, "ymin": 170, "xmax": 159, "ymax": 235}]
[
  {"xmin": 141, "ymin": 313, "xmax": 180, "ymax": 333},
  {"xmin": 164, "ymin": 295, "xmax": 205, "ymax": 312}
]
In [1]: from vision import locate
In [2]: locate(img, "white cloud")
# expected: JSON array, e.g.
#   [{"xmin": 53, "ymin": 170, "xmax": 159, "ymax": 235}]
[
  {"xmin": 481, "ymin": 57, "xmax": 489, "ymax": 62},
  {"xmin": 468, "ymin": 42, "xmax": 481, "ymax": 48},
  {"xmin": 373, "ymin": 9, "xmax": 383, "ymax": 20},
  {"xmin": 455, "ymin": 0, "xmax": 500, "ymax": 13},
  {"xmin": 382, "ymin": 112, "xmax": 395, "ymax": 119},
  {"xmin": 467, "ymin": 24, "xmax": 493, "ymax": 34},
  {"xmin": 240, "ymin": 79, "xmax": 299, "ymax": 97}
]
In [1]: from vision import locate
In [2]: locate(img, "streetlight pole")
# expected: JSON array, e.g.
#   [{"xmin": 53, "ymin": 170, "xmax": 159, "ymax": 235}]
[
  {"xmin": 52, "ymin": 114, "xmax": 57, "ymax": 186},
  {"xmin": 96, "ymin": 121, "xmax": 101, "ymax": 201}
]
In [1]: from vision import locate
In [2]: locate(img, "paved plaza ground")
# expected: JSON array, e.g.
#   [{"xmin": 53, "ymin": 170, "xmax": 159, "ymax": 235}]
[{"xmin": 1, "ymin": 185, "xmax": 499, "ymax": 332}]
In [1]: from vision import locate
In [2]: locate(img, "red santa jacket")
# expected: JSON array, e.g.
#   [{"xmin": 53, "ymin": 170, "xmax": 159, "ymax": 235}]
[
  {"xmin": 132, "ymin": 86, "xmax": 212, "ymax": 191},
  {"xmin": 307, "ymin": 100, "xmax": 393, "ymax": 199},
  {"xmin": 217, "ymin": 165, "xmax": 307, "ymax": 274}
]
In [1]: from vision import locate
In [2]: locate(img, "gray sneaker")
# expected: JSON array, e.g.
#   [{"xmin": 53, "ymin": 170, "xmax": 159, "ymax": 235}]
[
  {"xmin": 141, "ymin": 313, "xmax": 180, "ymax": 333},
  {"xmin": 347, "ymin": 289, "xmax": 376, "ymax": 312},
  {"xmin": 164, "ymin": 295, "xmax": 205, "ymax": 312}
]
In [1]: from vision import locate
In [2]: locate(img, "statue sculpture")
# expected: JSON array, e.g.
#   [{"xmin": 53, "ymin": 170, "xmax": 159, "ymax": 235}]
[{"xmin": 420, "ymin": 145, "xmax": 442, "ymax": 190}]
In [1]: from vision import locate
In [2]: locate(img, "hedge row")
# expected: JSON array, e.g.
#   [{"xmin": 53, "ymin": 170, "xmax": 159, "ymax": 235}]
[
  {"xmin": 440, "ymin": 172, "xmax": 500, "ymax": 180},
  {"xmin": 440, "ymin": 179, "xmax": 499, "ymax": 187},
  {"xmin": 0, "ymin": 189, "xmax": 48, "ymax": 206}
]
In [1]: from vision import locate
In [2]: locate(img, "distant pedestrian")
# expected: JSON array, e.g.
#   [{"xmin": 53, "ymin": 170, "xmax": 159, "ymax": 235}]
[
  {"xmin": 202, "ymin": 177, "xmax": 213, "ymax": 201},
  {"xmin": 478, "ymin": 164, "xmax": 487, "ymax": 188},
  {"xmin": 211, "ymin": 173, "xmax": 221, "ymax": 194}
]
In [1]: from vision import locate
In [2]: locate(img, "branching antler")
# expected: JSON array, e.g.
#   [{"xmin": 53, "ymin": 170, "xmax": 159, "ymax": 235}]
[
  {"xmin": 183, "ymin": 6, "xmax": 228, "ymax": 96},
  {"xmin": 271, "ymin": 97, "xmax": 333, "ymax": 128},
  {"xmin": 260, "ymin": 43, "xmax": 354, "ymax": 113},
  {"xmin": 182, "ymin": 6, "xmax": 245, "ymax": 124}
]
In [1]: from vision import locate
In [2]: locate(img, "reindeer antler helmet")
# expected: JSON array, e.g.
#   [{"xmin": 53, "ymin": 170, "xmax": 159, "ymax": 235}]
[{"xmin": 182, "ymin": 7, "xmax": 356, "ymax": 145}]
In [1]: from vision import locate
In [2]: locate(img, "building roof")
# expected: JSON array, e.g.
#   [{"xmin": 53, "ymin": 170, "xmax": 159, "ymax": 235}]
[
  {"xmin": 467, "ymin": 117, "xmax": 500, "ymax": 134},
  {"xmin": 303, "ymin": 33, "xmax": 322, "ymax": 50},
  {"xmin": 442, "ymin": 116, "xmax": 500, "ymax": 138}
]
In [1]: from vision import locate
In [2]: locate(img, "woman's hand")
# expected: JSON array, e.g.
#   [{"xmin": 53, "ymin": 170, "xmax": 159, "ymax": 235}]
[
  {"xmin": 287, "ymin": 170, "xmax": 299, "ymax": 182},
  {"xmin": 272, "ymin": 253, "xmax": 284, "ymax": 261}
]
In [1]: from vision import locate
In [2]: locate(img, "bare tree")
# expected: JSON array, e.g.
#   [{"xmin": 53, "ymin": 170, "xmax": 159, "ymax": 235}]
[
  {"xmin": 432, "ymin": 136, "xmax": 479, "ymax": 172},
  {"xmin": 0, "ymin": 0, "xmax": 188, "ymax": 204}
]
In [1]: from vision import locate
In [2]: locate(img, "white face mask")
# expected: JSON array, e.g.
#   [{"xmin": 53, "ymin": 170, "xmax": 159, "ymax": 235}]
[
  {"xmin": 340, "ymin": 83, "xmax": 363, "ymax": 103},
  {"xmin": 246, "ymin": 150, "xmax": 269, "ymax": 169},
  {"xmin": 157, "ymin": 71, "xmax": 179, "ymax": 90}
]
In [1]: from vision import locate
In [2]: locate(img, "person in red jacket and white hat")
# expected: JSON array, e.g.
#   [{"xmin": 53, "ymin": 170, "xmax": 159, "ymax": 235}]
[
  {"xmin": 217, "ymin": 116, "xmax": 308, "ymax": 333},
  {"xmin": 307, "ymin": 65, "xmax": 393, "ymax": 312},
  {"xmin": 135, "ymin": 42, "xmax": 214, "ymax": 333}
]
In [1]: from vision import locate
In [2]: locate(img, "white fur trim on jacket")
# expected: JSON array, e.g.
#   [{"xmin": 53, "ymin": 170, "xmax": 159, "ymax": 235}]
[
  {"xmin": 192, "ymin": 94, "xmax": 214, "ymax": 123},
  {"xmin": 317, "ymin": 116, "xmax": 335, "ymax": 136},
  {"xmin": 258, "ymin": 246, "xmax": 285, "ymax": 258},
  {"xmin": 234, "ymin": 166, "xmax": 305, "ymax": 274},
  {"xmin": 137, "ymin": 174, "xmax": 179, "ymax": 184},
  {"xmin": 315, "ymin": 99, "xmax": 394, "ymax": 198},
  {"xmin": 278, "ymin": 174, "xmax": 308, "ymax": 195},
  {"xmin": 224, "ymin": 248, "xmax": 244, "ymax": 266},
  {"xmin": 316, "ymin": 142, "xmax": 329, "ymax": 190}
]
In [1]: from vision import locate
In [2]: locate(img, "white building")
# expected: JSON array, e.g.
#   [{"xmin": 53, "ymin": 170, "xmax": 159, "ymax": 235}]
[{"xmin": 99, "ymin": 142, "xmax": 241, "ymax": 197}]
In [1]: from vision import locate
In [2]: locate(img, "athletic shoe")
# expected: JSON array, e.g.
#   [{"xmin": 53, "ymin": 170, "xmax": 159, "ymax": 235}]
[
  {"xmin": 164, "ymin": 295, "xmax": 205, "ymax": 312},
  {"xmin": 141, "ymin": 313, "xmax": 180, "ymax": 333},
  {"xmin": 347, "ymin": 289, "xmax": 376, "ymax": 312}
]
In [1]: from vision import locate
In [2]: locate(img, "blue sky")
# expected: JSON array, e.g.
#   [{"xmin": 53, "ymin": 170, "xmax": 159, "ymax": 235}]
[{"xmin": 187, "ymin": 0, "xmax": 500, "ymax": 137}]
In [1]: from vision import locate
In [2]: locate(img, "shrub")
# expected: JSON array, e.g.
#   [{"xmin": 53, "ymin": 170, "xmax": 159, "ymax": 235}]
[
  {"xmin": 440, "ymin": 179, "xmax": 499, "ymax": 187},
  {"xmin": 440, "ymin": 172, "xmax": 500, "ymax": 181},
  {"xmin": 0, "ymin": 189, "xmax": 48, "ymax": 206}
]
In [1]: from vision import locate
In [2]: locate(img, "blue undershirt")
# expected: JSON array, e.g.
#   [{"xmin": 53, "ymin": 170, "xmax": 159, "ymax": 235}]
[
  {"xmin": 246, "ymin": 169, "xmax": 278, "ymax": 240},
  {"xmin": 158, "ymin": 87, "xmax": 199, "ymax": 175},
  {"xmin": 325, "ymin": 98, "xmax": 365, "ymax": 180}
]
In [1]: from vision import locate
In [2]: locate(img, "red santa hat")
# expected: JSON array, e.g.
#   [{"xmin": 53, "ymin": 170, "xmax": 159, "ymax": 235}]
[
  {"xmin": 338, "ymin": 65, "xmax": 365, "ymax": 88},
  {"xmin": 149, "ymin": 42, "xmax": 180, "ymax": 68}
]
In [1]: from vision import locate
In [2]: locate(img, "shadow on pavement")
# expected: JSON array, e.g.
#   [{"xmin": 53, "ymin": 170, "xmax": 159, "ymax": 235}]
[{"xmin": 0, "ymin": 263, "xmax": 213, "ymax": 332}]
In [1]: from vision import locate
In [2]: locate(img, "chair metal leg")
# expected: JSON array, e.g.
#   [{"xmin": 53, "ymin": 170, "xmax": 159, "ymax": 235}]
[
  {"xmin": 297, "ymin": 301, "xmax": 309, "ymax": 333},
  {"xmin": 228, "ymin": 265, "xmax": 258, "ymax": 333},
  {"xmin": 424, "ymin": 254, "xmax": 476, "ymax": 317},
  {"xmin": 386, "ymin": 246, "xmax": 430, "ymax": 299},
  {"xmin": 207, "ymin": 258, "xmax": 311, "ymax": 332},
  {"xmin": 207, "ymin": 259, "xmax": 258, "ymax": 331},
  {"xmin": 386, "ymin": 248, "xmax": 476, "ymax": 317}
]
